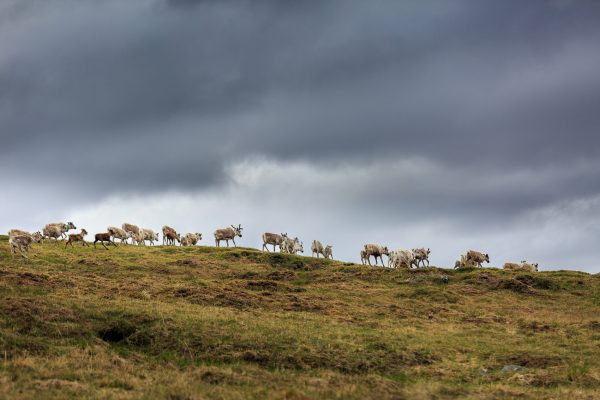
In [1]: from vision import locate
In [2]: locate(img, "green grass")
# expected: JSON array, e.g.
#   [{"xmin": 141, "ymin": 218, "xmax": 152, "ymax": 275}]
[{"xmin": 1, "ymin": 235, "xmax": 600, "ymax": 399}]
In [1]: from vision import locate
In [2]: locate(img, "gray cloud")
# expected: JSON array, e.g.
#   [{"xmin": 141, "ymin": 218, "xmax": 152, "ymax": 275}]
[{"xmin": 2, "ymin": 0, "xmax": 600, "ymax": 270}]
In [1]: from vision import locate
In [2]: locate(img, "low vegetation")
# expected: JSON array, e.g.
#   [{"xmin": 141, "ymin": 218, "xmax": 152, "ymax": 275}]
[{"xmin": 1, "ymin": 235, "xmax": 600, "ymax": 399}]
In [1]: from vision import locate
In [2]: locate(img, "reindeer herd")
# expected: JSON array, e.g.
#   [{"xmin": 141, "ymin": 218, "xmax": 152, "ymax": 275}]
[{"xmin": 5, "ymin": 221, "xmax": 540, "ymax": 272}]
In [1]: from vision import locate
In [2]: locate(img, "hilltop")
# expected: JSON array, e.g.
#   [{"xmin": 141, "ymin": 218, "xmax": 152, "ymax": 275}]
[{"xmin": 1, "ymin": 236, "xmax": 600, "ymax": 399}]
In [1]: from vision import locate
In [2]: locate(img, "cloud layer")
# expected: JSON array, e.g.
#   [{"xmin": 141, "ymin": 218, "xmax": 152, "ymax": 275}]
[{"xmin": 2, "ymin": 0, "xmax": 600, "ymax": 270}]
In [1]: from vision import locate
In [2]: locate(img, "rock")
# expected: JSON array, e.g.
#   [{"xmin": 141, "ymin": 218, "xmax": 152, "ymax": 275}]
[{"xmin": 501, "ymin": 364, "xmax": 525, "ymax": 373}]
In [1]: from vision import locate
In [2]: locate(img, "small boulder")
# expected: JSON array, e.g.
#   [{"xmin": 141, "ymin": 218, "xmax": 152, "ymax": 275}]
[{"xmin": 501, "ymin": 364, "xmax": 525, "ymax": 373}]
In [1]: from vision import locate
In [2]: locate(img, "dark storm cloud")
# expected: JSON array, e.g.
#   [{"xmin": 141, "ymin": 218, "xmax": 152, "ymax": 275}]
[{"xmin": 2, "ymin": 0, "xmax": 600, "ymax": 213}]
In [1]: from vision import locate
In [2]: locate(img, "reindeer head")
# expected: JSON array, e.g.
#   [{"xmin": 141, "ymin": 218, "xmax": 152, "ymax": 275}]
[
  {"xmin": 484, "ymin": 254, "xmax": 490, "ymax": 262},
  {"xmin": 231, "ymin": 224, "xmax": 243, "ymax": 237},
  {"xmin": 154, "ymin": 233, "xmax": 159, "ymax": 240},
  {"xmin": 382, "ymin": 246, "xmax": 390, "ymax": 256},
  {"xmin": 533, "ymin": 263, "xmax": 539, "ymax": 271},
  {"xmin": 66, "ymin": 222, "xmax": 76, "ymax": 230},
  {"xmin": 31, "ymin": 232, "xmax": 44, "ymax": 243},
  {"xmin": 196, "ymin": 233, "xmax": 203, "ymax": 240},
  {"xmin": 81, "ymin": 229, "xmax": 88, "ymax": 236}
]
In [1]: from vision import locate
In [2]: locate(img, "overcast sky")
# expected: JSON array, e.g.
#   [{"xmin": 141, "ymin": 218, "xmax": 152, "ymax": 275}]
[{"xmin": 2, "ymin": 0, "xmax": 600, "ymax": 271}]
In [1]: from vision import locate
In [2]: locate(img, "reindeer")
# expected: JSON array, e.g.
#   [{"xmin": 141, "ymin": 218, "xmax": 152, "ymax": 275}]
[
  {"xmin": 140, "ymin": 228, "xmax": 159, "ymax": 245},
  {"xmin": 107, "ymin": 226, "xmax": 130, "ymax": 244},
  {"xmin": 181, "ymin": 233, "xmax": 202, "ymax": 246},
  {"xmin": 122, "ymin": 223, "xmax": 140, "ymax": 244},
  {"xmin": 262, "ymin": 232, "xmax": 287, "ymax": 252},
  {"xmin": 94, "ymin": 232, "xmax": 117, "ymax": 249},
  {"xmin": 9, "ymin": 229, "xmax": 43, "ymax": 243},
  {"xmin": 162, "ymin": 226, "xmax": 180, "ymax": 245},
  {"xmin": 65, "ymin": 229, "xmax": 89, "ymax": 247},
  {"xmin": 311, "ymin": 240, "xmax": 333, "ymax": 259},
  {"xmin": 43, "ymin": 222, "xmax": 76, "ymax": 240},
  {"xmin": 282, "ymin": 236, "xmax": 303, "ymax": 254},
  {"xmin": 412, "ymin": 248, "xmax": 431, "ymax": 267},
  {"xmin": 9, "ymin": 235, "xmax": 36, "ymax": 259},
  {"xmin": 363, "ymin": 244, "xmax": 389, "ymax": 266},
  {"xmin": 214, "ymin": 224, "xmax": 243, "ymax": 247},
  {"xmin": 466, "ymin": 250, "xmax": 490, "ymax": 267}
]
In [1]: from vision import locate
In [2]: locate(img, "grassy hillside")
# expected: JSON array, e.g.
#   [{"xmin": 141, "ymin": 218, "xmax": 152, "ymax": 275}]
[{"xmin": 1, "ymin": 236, "xmax": 600, "ymax": 399}]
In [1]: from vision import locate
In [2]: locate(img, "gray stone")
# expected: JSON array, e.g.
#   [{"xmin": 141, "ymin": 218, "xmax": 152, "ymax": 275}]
[{"xmin": 501, "ymin": 365, "xmax": 525, "ymax": 373}]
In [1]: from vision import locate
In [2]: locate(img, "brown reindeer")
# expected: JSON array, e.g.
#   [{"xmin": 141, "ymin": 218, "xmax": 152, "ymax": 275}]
[
  {"xmin": 94, "ymin": 232, "xmax": 117, "ymax": 249},
  {"xmin": 66, "ymin": 229, "xmax": 88, "ymax": 247},
  {"xmin": 163, "ymin": 228, "xmax": 181, "ymax": 246},
  {"xmin": 162, "ymin": 226, "xmax": 180, "ymax": 245}
]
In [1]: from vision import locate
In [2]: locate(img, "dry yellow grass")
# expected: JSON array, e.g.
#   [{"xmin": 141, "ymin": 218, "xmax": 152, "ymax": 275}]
[{"xmin": 1, "ymin": 236, "xmax": 600, "ymax": 399}]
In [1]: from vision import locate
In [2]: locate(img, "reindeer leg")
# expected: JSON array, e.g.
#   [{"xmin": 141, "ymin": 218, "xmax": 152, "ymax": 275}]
[{"xmin": 20, "ymin": 247, "xmax": 29, "ymax": 260}]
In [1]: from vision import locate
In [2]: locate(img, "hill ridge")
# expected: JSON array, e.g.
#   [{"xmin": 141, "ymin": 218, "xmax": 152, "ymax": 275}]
[{"xmin": 1, "ymin": 237, "xmax": 600, "ymax": 399}]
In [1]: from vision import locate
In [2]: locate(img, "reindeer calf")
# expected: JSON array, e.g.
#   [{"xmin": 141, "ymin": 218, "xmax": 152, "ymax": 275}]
[
  {"xmin": 94, "ymin": 232, "xmax": 117, "ymax": 249},
  {"xmin": 66, "ymin": 229, "xmax": 89, "ymax": 247}
]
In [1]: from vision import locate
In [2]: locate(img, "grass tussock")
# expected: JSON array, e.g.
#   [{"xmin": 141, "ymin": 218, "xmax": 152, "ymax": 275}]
[{"xmin": 1, "ymin": 235, "xmax": 600, "ymax": 399}]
